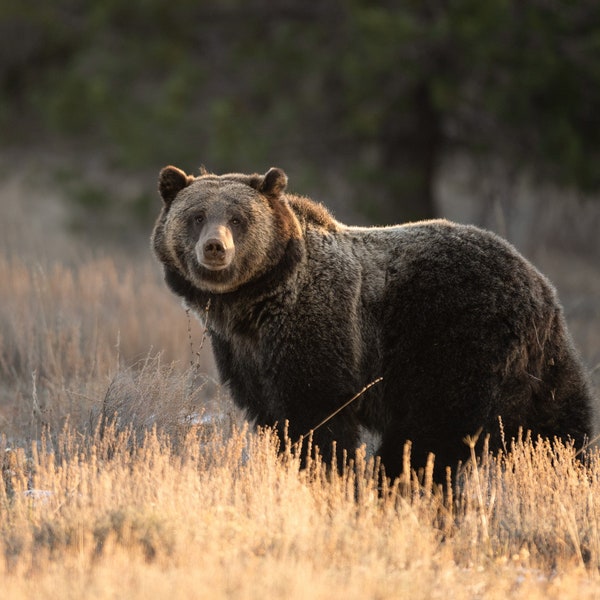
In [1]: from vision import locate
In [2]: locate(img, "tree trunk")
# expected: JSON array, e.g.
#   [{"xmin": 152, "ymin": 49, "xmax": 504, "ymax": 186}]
[{"xmin": 380, "ymin": 81, "xmax": 443, "ymax": 222}]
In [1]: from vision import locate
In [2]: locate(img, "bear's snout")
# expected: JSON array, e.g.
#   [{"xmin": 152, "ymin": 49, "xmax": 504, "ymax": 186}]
[{"xmin": 196, "ymin": 225, "xmax": 235, "ymax": 270}]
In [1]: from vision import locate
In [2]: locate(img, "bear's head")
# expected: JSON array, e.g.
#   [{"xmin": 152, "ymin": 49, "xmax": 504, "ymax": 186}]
[{"xmin": 152, "ymin": 166, "xmax": 303, "ymax": 295}]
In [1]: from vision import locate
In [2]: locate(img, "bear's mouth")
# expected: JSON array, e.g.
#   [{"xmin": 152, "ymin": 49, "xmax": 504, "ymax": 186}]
[
  {"xmin": 193, "ymin": 260, "xmax": 234, "ymax": 278},
  {"xmin": 199, "ymin": 259, "xmax": 230, "ymax": 271},
  {"xmin": 186, "ymin": 255, "xmax": 239, "ymax": 293}
]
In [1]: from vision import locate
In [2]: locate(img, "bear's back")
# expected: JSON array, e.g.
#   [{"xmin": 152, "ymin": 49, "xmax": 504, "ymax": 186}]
[
  {"xmin": 342, "ymin": 219, "xmax": 548, "ymax": 297},
  {"xmin": 336, "ymin": 219, "xmax": 558, "ymax": 360}
]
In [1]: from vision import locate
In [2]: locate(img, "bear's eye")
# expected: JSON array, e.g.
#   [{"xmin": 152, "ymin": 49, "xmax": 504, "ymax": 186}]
[
  {"xmin": 193, "ymin": 214, "xmax": 204, "ymax": 225},
  {"xmin": 230, "ymin": 217, "xmax": 241, "ymax": 227}
]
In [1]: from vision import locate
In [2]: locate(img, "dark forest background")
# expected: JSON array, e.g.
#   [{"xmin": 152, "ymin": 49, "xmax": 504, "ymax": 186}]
[{"xmin": 2, "ymin": 0, "xmax": 600, "ymax": 232}]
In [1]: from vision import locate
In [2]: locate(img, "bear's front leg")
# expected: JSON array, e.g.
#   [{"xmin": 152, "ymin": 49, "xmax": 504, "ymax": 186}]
[{"xmin": 272, "ymin": 408, "xmax": 361, "ymax": 473}]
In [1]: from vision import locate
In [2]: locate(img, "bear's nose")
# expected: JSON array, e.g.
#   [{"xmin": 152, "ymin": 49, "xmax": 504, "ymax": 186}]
[{"xmin": 204, "ymin": 238, "xmax": 226, "ymax": 259}]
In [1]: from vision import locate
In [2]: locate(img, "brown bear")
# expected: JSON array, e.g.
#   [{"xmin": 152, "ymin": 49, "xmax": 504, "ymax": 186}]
[{"xmin": 152, "ymin": 165, "xmax": 594, "ymax": 480}]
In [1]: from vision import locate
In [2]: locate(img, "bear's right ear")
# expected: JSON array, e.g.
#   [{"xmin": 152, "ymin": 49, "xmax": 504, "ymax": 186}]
[{"xmin": 159, "ymin": 166, "xmax": 194, "ymax": 206}]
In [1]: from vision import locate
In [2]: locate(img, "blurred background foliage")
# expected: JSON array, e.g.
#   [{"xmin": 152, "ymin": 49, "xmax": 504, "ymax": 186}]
[{"xmin": 2, "ymin": 0, "xmax": 600, "ymax": 225}]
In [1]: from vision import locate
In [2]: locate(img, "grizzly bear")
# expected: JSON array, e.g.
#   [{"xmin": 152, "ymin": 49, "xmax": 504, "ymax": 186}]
[{"xmin": 152, "ymin": 165, "xmax": 594, "ymax": 480}]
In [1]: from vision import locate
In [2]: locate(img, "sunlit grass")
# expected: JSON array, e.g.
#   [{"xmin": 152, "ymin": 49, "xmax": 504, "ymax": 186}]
[{"xmin": 2, "ymin": 423, "xmax": 600, "ymax": 599}]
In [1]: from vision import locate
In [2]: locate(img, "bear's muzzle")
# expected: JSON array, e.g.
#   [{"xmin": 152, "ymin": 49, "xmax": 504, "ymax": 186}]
[{"xmin": 196, "ymin": 225, "xmax": 235, "ymax": 270}]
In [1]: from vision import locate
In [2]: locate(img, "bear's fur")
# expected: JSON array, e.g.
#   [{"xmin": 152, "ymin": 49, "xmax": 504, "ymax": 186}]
[{"xmin": 152, "ymin": 165, "xmax": 594, "ymax": 480}]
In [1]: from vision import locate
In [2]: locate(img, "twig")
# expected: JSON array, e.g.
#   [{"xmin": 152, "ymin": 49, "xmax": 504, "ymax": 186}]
[
  {"xmin": 576, "ymin": 432, "xmax": 600, "ymax": 457},
  {"xmin": 198, "ymin": 299, "xmax": 212, "ymax": 352},
  {"xmin": 186, "ymin": 299, "xmax": 211, "ymax": 370},
  {"xmin": 303, "ymin": 377, "xmax": 383, "ymax": 438}
]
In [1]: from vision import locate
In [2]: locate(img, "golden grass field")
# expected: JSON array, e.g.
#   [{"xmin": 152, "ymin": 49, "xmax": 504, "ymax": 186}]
[{"xmin": 1, "ymin": 165, "xmax": 600, "ymax": 598}]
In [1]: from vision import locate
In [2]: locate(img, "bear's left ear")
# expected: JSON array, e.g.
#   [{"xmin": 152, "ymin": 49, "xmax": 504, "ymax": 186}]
[
  {"xmin": 259, "ymin": 167, "xmax": 288, "ymax": 197},
  {"xmin": 159, "ymin": 166, "xmax": 194, "ymax": 206}
]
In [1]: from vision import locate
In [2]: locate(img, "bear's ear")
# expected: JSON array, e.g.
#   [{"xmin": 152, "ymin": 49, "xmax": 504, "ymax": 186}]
[
  {"xmin": 159, "ymin": 166, "xmax": 194, "ymax": 206},
  {"xmin": 259, "ymin": 167, "xmax": 288, "ymax": 197}
]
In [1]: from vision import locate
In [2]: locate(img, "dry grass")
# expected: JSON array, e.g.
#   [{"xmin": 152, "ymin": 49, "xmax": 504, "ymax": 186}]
[
  {"xmin": 2, "ymin": 425, "xmax": 600, "ymax": 599},
  {"xmin": 1, "ymin": 164, "xmax": 600, "ymax": 598},
  {"xmin": 0, "ymin": 254, "xmax": 215, "ymax": 440}
]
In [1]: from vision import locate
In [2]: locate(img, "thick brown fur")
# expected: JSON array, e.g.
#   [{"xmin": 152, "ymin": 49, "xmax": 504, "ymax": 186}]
[{"xmin": 152, "ymin": 166, "xmax": 595, "ymax": 481}]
